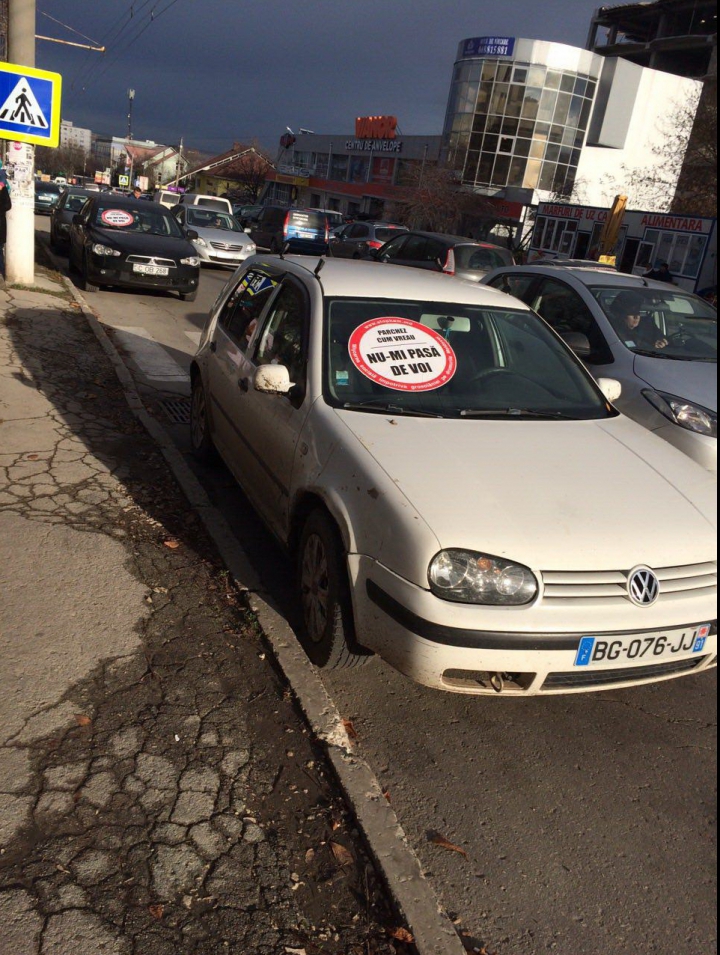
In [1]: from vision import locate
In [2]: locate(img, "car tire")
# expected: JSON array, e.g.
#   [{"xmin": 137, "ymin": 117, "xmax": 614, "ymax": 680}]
[
  {"xmin": 190, "ymin": 373, "xmax": 216, "ymax": 462},
  {"xmin": 80, "ymin": 254, "xmax": 99, "ymax": 292},
  {"xmin": 270, "ymin": 238, "xmax": 280, "ymax": 254},
  {"xmin": 179, "ymin": 289, "xmax": 198, "ymax": 302},
  {"xmin": 297, "ymin": 510, "xmax": 372, "ymax": 670}
]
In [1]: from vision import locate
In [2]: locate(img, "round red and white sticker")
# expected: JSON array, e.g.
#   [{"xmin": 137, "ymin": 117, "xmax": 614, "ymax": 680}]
[
  {"xmin": 348, "ymin": 317, "xmax": 457, "ymax": 392},
  {"xmin": 100, "ymin": 209, "xmax": 134, "ymax": 228}
]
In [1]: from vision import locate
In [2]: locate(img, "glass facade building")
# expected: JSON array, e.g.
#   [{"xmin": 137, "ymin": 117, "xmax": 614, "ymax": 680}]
[{"xmin": 444, "ymin": 39, "xmax": 603, "ymax": 198}]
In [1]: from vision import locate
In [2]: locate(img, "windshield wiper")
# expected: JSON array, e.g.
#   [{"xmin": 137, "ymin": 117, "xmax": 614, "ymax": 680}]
[
  {"xmin": 459, "ymin": 408, "xmax": 579, "ymax": 419},
  {"xmin": 341, "ymin": 400, "xmax": 445, "ymax": 418}
]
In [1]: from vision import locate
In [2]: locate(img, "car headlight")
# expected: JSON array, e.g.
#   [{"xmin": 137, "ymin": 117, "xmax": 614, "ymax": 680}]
[
  {"xmin": 244, "ymin": 243, "xmax": 256, "ymax": 253},
  {"xmin": 643, "ymin": 389, "xmax": 717, "ymax": 438},
  {"xmin": 181, "ymin": 256, "xmax": 201, "ymax": 267},
  {"xmin": 92, "ymin": 243, "xmax": 121, "ymax": 256},
  {"xmin": 193, "ymin": 237, "xmax": 207, "ymax": 248},
  {"xmin": 428, "ymin": 550, "xmax": 538, "ymax": 605}
]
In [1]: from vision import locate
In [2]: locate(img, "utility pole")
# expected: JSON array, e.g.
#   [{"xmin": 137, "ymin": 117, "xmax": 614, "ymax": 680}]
[
  {"xmin": 6, "ymin": 0, "xmax": 36, "ymax": 286},
  {"xmin": 127, "ymin": 88, "xmax": 135, "ymax": 141}
]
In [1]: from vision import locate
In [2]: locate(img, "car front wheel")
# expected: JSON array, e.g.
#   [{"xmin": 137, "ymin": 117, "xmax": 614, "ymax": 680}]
[
  {"xmin": 297, "ymin": 510, "xmax": 371, "ymax": 669},
  {"xmin": 179, "ymin": 289, "xmax": 198, "ymax": 302},
  {"xmin": 79, "ymin": 253, "xmax": 99, "ymax": 292}
]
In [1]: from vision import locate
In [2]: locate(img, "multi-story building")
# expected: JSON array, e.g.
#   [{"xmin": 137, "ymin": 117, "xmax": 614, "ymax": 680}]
[
  {"xmin": 60, "ymin": 120, "xmax": 92, "ymax": 154},
  {"xmin": 587, "ymin": 0, "xmax": 716, "ymax": 79},
  {"xmin": 442, "ymin": 36, "xmax": 701, "ymax": 207}
]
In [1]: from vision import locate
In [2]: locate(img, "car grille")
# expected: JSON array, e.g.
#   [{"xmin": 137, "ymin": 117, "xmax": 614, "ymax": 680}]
[
  {"xmin": 126, "ymin": 255, "xmax": 176, "ymax": 268},
  {"xmin": 541, "ymin": 562, "xmax": 717, "ymax": 606},
  {"xmin": 209, "ymin": 242, "xmax": 246, "ymax": 252},
  {"xmin": 542, "ymin": 655, "xmax": 709, "ymax": 690}
]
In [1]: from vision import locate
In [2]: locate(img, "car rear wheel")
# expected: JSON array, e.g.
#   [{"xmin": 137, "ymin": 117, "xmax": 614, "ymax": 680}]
[
  {"xmin": 179, "ymin": 289, "xmax": 198, "ymax": 302},
  {"xmin": 297, "ymin": 510, "xmax": 372, "ymax": 669},
  {"xmin": 190, "ymin": 374, "xmax": 215, "ymax": 461}
]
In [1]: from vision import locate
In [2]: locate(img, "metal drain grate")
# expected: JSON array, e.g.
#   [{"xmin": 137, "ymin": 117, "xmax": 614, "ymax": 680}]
[{"xmin": 159, "ymin": 397, "xmax": 191, "ymax": 424}]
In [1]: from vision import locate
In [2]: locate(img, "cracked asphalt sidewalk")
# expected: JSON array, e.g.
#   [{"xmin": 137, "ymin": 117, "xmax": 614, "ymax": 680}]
[{"xmin": 0, "ymin": 264, "xmax": 413, "ymax": 955}]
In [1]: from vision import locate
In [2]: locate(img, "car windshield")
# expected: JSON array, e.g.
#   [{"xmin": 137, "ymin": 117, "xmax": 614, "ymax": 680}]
[
  {"xmin": 93, "ymin": 204, "xmax": 184, "ymax": 238},
  {"xmin": 590, "ymin": 286, "xmax": 717, "ymax": 361},
  {"xmin": 36, "ymin": 182, "xmax": 62, "ymax": 194},
  {"xmin": 324, "ymin": 297, "xmax": 612, "ymax": 420},
  {"xmin": 455, "ymin": 245, "xmax": 514, "ymax": 272},
  {"xmin": 187, "ymin": 209, "xmax": 241, "ymax": 232}
]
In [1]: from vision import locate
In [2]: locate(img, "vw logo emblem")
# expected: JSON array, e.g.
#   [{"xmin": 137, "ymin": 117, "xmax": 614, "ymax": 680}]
[{"xmin": 628, "ymin": 566, "xmax": 660, "ymax": 607}]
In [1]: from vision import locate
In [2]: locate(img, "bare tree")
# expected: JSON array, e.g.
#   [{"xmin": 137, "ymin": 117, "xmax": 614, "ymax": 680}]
[
  {"xmin": 386, "ymin": 163, "xmax": 499, "ymax": 236},
  {"xmin": 35, "ymin": 144, "xmax": 97, "ymax": 179},
  {"xmin": 222, "ymin": 142, "xmax": 274, "ymax": 203},
  {"xmin": 597, "ymin": 86, "xmax": 716, "ymax": 214}
]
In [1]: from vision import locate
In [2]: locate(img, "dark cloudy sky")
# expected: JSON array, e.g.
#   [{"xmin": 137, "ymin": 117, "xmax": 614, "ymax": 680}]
[{"xmin": 36, "ymin": 0, "xmax": 602, "ymax": 156}]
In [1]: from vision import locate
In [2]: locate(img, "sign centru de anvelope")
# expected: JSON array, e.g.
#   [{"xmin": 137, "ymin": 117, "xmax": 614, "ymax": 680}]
[{"xmin": 0, "ymin": 61, "xmax": 62, "ymax": 147}]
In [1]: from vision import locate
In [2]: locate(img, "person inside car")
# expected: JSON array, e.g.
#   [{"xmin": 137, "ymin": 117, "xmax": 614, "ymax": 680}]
[{"xmin": 611, "ymin": 291, "xmax": 668, "ymax": 351}]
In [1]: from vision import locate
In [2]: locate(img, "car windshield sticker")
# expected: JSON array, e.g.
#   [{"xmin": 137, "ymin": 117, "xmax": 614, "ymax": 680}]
[
  {"xmin": 237, "ymin": 271, "xmax": 277, "ymax": 297},
  {"xmin": 100, "ymin": 209, "xmax": 134, "ymax": 228},
  {"xmin": 349, "ymin": 317, "xmax": 457, "ymax": 392}
]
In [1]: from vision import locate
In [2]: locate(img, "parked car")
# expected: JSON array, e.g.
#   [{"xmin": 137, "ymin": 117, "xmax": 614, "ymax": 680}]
[
  {"xmin": 68, "ymin": 195, "xmax": 200, "ymax": 301},
  {"xmin": 246, "ymin": 206, "xmax": 329, "ymax": 254},
  {"xmin": 175, "ymin": 193, "xmax": 233, "ymax": 214},
  {"xmin": 172, "ymin": 205, "xmax": 256, "ymax": 268},
  {"xmin": 232, "ymin": 202, "xmax": 263, "ymax": 225},
  {"xmin": 330, "ymin": 221, "xmax": 408, "ymax": 258},
  {"xmin": 308, "ymin": 207, "xmax": 345, "ymax": 231},
  {"xmin": 153, "ymin": 189, "xmax": 184, "ymax": 209},
  {"xmin": 34, "ymin": 180, "xmax": 65, "ymax": 215},
  {"xmin": 189, "ymin": 256, "xmax": 716, "ymax": 696},
  {"xmin": 483, "ymin": 264, "xmax": 717, "ymax": 471},
  {"xmin": 374, "ymin": 231, "xmax": 514, "ymax": 280},
  {"xmin": 49, "ymin": 187, "xmax": 97, "ymax": 250}
]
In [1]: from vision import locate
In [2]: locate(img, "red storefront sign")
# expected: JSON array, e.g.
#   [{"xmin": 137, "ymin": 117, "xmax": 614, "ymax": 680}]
[{"xmin": 371, "ymin": 156, "xmax": 396, "ymax": 184}]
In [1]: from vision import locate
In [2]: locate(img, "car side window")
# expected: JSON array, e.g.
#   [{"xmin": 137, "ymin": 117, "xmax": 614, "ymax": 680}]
[
  {"xmin": 250, "ymin": 281, "xmax": 308, "ymax": 388},
  {"xmin": 424, "ymin": 238, "xmax": 448, "ymax": 264},
  {"xmin": 487, "ymin": 272, "xmax": 537, "ymax": 302},
  {"xmin": 218, "ymin": 270, "xmax": 279, "ymax": 354},
  {"xmin": 532, "ymin": 277, "xmax": 613, "ymax": 364},
  {"xmin": 349, "ymin": 223, "xmax": 369, "ymax": 239},
  {"xmin": 398, "ymin": 235, "xmax": 429, "ymax": 261}
]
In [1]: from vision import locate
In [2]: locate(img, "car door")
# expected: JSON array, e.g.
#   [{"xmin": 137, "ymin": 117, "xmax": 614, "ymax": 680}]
[
  {"xmin": 344, "ymin": 222, "xmax": 371, "ymax": 257},
  {"xmin": 391, "ymin": 234, "xmax": 433, "ymax": 270},
  {"xmin": 224, "ymin": 278, "xmax": 312, "ymax": 538},
  {"xmin": 68, "ymin": 198, "xmax": 94, "ymax": 270},
  {"xmin": 206, "ymin": 268, "xmax": 281, "ymax": 471},
  {"xmin": 377, "ymin": 232, "xmax": 413, "ymax": 264},
  {"xmin": 530, "ymin": 276, "xmax": 614, "ymax": 369}
]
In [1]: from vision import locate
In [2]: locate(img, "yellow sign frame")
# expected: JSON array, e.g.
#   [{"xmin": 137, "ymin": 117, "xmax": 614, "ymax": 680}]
[{"xmin": 0, "ymin": 61, "xmax": 62, "ymax": 147}]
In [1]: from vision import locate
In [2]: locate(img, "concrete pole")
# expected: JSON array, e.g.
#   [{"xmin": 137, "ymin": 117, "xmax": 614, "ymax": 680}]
[{"xmin": 6, "ymin": 0, "xmax": 36, "ymax": 285}]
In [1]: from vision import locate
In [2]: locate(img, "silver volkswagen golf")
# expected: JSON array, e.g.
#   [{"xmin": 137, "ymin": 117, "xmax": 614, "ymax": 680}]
[{"xmin": 484, "ymin": 264, "xmax": 717, "ymax": 471}]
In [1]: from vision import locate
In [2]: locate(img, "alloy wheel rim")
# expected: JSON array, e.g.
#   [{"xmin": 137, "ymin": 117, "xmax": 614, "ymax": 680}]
[{"xmin": 301, "ymin": 533, "xmax": 329, "ymax": 643}]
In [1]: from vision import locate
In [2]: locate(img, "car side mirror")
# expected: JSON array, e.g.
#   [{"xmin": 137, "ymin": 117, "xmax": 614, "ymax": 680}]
[
  {"xmin": 561, "ymin": 331, "xmax": 592, "ymax": 359},
  {"xmin": 185, "ymin": 229, "xmax": 199, "ymax": 240},
  {"xmin": 597, "ymin": 378, "xmax": 622, "ymax": 404},
  {"xmin": 244, "ymin": 227, "xmax": 252, "ymax": 234},
  {"xmin": 254, "ymin": 364, "xmax": 292, "ymax": 395}
]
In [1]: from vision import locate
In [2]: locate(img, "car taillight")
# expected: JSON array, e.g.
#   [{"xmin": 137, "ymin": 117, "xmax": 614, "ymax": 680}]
[
  {"xmin": 283, "ymin": 211, "xmax": 291, "ymax": 237},
  {"xmin": 442, "ymin": 249, "xmax": 456, "ymax": 275},
  {"xmin": 366, "ymin": 240, "xmax": 383, "ymax": 249}
]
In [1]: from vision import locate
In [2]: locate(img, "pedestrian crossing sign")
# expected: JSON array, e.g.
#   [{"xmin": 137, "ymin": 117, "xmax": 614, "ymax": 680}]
[{"xmin": 0, "ymin": 62, "xmax": 62, "ymax": 147}]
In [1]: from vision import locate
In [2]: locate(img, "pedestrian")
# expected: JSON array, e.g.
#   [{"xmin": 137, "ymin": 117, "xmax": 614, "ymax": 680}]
[
  {"xmin": 0, "ymin": 179, "xmax": 12, "ymax": 282},
  {"xmin": 643, "ymin": 261, "xmax": 676, "ymax": 284}
]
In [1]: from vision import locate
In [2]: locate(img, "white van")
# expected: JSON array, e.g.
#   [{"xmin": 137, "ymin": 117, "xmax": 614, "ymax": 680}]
[
  {"xmin": 154, "ymin": 189, "xmax": 184, "ymax": 209},
  {"xmin": 177, "ymin": 193, "xmax": 233, "ymax": 214}
]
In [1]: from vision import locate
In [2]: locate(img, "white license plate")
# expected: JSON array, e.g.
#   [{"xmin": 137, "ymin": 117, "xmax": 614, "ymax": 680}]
[
  {"xmin": 133, "ymin": 264, "xmax": 169, "ymax": 276},
  {"xmin": 574, "ymin": 624, "xmax": 712, "ymax": 668}
]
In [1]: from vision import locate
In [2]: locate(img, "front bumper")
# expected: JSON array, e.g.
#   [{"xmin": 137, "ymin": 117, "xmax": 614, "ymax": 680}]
[
  {"xmin": 652, "ymin": 421, "xmax": 717, "ymax": 473},
  {"xmin": 88, "ymin": 256, "xmax": 199, "ymax": 294},
  {"xmin": 350, "ymin": 556, "xmax": 717, "ymax": 696},
  {"xmin": 196, "ymin": 244, "xmax": 253, "ymax": 267}
]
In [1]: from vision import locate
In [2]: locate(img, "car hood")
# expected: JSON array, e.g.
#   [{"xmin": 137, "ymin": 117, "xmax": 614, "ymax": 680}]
[
  {"xmin": 334, "ymin": 410, "xmax": 717, "ymax": 570},
  {"xmin": 633, "ymin": 354, "xmax": 717, "ymax": 412},
  {"xmin": 192, "ymin": 225, "xmax": 254, "ymax": 246},
  {"xmin": 90, "ymin": 227, "xmax": 195, "ymax": 258}
]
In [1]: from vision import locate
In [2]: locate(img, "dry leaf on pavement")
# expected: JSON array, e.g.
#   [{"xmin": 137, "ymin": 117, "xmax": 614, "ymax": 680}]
[
  {"xmin": 342, "ymin": 718, "xmax": 358, "ymax": 740},
  {"xmin": 163, "ymin": 540, "xmax": 181, "ymax": 549},
  {"xmin": 427, "ymin": 830, "xmax": 468, "ymax": 858},
  {"xmin": 74, "ymin": 714, "xmax": 92, "ymax": 727},
  {"xmin": 330, "ymin": 842, "xmax": 354, "ymax": 870},
  {"xmin": 148, "ymin": 904, "xmax": 165, "ymax": 920}
]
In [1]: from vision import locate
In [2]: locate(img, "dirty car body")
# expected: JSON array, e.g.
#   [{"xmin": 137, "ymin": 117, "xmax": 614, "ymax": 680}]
[{"xmin": 191, "ymin": 257, "xmax": 717, "ymax": 696}]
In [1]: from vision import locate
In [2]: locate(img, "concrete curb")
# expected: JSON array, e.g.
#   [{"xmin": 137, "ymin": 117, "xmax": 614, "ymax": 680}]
[{"xmin": 38, "ymin": 239, "xmax": 467, "ymax": 955}]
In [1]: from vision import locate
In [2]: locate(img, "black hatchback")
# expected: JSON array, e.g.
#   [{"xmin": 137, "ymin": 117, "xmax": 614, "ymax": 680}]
[
  {"xmin": 68, "ymin": 195, "xmax": 201, "ymax": 301},
  {"xmin": 373, "ymin": 230, "xmax": 514, "ymax": 281}
]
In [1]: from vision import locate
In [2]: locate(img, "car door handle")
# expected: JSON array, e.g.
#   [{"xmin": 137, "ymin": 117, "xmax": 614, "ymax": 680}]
[{"xmin": 239, "ymin": 377, "xmax": 250, "ymax": 392}]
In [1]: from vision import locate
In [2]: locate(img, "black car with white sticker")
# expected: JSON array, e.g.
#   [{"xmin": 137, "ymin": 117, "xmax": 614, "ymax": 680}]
[{"xmin": 68, "ymin": 195, "xmax": 201, "ymax": 301}]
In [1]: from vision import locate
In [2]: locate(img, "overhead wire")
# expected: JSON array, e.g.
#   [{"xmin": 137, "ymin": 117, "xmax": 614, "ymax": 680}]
[{"xmin": 38, "ymin": 10, "xmax": 103, "ymax": 46}]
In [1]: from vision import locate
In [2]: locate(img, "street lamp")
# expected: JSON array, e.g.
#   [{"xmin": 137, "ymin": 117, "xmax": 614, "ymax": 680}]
[{"xmin": 127, "ymin": 88, "xmax": 135, "ymax": 141}]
